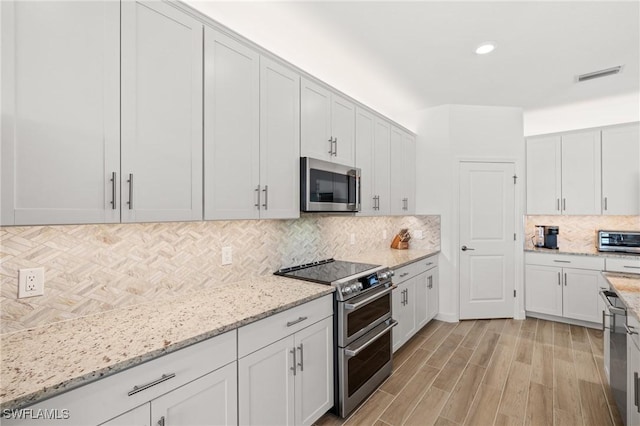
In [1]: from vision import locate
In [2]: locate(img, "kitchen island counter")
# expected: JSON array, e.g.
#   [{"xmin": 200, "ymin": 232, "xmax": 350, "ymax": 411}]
[
  {"xmin": 603, "ymin": 272, "xmax": 640, "ymax": 321},
  {"xmin": 0, "ymin": 275, "xmax": 333, "ymax": 411}
]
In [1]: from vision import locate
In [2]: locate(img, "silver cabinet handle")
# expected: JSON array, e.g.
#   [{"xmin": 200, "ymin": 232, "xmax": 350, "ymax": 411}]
[
  {"xmin": 556, "ymin": 198, "xmax": 560, "ymax": 211},
  {"xmin": 345, "ymin": 320, "xmax": 398, "ymax": 357},
  {"xmin": 127, "ymin": 173, "xmax": 134, "ymax": 209},
  {"xmin": 255, "ymin": 185, "xmax": 261, "ymax": 210},
  {"xmin": 290, "ymin": 348, "xmax": 297, "ymax": 376},
  {"xmin": 604, "ymin": 197, "xmax": 608, "ymax": 211},
  {"xmin": 425, "ymin": 262, "xmax": 434, "ymax": 267},
  {"xmin": 562, "ymin": 198, "xmax": 566, "ymax": 211},
  {"xmin": 158, "ymin": 416, "xmax": 165, "ymax": 426},
  {"xmin": 334, "ymin": 137, "xmax": 338, "ymax": 157},
  {"xmin": 558, "ymin": 272, "xmax": 561, "ymax": 286},
  {"xmin": 635, "ymin": 372, "xmax": 639, "ymax": 412},
  {"xmin": 345, "ymin": 285, "xmax": 396, "ymax": 310},
  {"xmin": 625, "ymin": 324, "xmax": 638, "ymax": 335},
  {"xmin": 297, "ymin": 343, "xmax": 304, "ymax": 372},
  {"xmin": 128, "ymin": 373, "xmax": 176, "ymax": 396},
  {"xmin": 624, "ymin": 266, "xmax": 640, "ymax": 270},
  {"xmin": 328, "ymin": 137, "xmax": 334, "ymax": 155},
  {"xmin": 286, "ymin": 316, "xmax": 308, "ymax": 327},
  {"xmin": 399, "ymin": 272, "xmax": 409, "ymax": 278},
  {"xmin": 262, "ymin": 185, "xmax": 268, "ymax": 210},
  {"xmin": 553, "ymin": 260, "xmax": 571, "ymax": 263},
  {"xmin": 461, "ymin": 246, "xmax": 475, "ymax": 251},
  {"xmin": 564, "ymin": 273, "xmax": 567, "ymax": 286},
  {"xmin": 405, "ymin": 288, "xmax": 409, "ymax": 304},
  {"xmin": 110, "ymin": 172, "xmax": 117, "ymax": 209}
]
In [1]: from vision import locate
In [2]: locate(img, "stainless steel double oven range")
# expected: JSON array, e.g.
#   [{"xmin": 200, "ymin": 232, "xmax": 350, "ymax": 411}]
[{"xmin": 275, "ymin": 259, "xmax": 396, "ymax": 418}]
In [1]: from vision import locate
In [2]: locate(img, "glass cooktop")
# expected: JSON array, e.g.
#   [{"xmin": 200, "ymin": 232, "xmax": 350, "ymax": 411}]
[{"xmin": 275, "ymin": 258, "xmax": 382, "ymax": 285}]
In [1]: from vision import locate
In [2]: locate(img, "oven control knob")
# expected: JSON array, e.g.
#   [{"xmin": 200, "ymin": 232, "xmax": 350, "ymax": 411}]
[
  {"xmin": 357, "ymin": 282, "xmax": 363, "ymax": 291},
  {"xmin": 342, "ymin": 286, "xmax": 352, "ymax": 295},
  {"xmin": 350, "ymin": 284, "xmax": 359, "ymax": 293}
]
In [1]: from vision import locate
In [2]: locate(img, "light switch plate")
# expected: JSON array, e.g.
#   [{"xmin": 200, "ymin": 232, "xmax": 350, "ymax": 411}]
[{"xmin": 221, "ymin": 246, "xmax": 232, "ymax": 265}]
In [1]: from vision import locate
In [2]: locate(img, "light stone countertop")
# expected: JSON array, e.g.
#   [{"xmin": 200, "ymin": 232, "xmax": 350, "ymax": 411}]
[
  {"xmin": 603, "ymin": 272, "xmax": 640, "ymax": 321},
  {"xmin": 524, "ymin": 247, "xmax": 640, "ymax": 259},
  {"xmin": 343, "ymin": 248, "xmax": 440, "ymax": 270},
  {"xmin": 0, "ymin": 275, "xmax": 334, "ymax": 411}
]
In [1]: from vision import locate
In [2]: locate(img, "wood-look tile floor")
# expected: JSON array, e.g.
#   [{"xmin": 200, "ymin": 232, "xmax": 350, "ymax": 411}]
[{"xmin": 316, "ymin": 318, "xmax": 623, "ymax": 426}]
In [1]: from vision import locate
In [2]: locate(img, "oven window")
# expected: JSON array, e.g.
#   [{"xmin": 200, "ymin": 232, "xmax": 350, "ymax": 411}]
[
  {"xmin": 309, "ymin": 169, "xmax": 355, "ymax": 204},
  {"xmin": 348, "ymin": 332, "xmax": 391, "ymax": 397},
  {"xmin": 347, "ymin": 295, "xmax": 390, "ymax": 338}
]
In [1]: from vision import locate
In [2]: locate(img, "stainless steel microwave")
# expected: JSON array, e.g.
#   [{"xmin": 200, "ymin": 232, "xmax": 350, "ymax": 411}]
[{"xmin": 301, "ymin": 157, "xmax": 360, "ymax": 212}]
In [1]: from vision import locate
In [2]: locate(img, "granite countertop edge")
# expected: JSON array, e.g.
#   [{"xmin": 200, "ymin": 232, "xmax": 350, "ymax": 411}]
[
  {"xmin": 524, "ymin": 247, "xmax": 640, "ymax": 259},
  {"xmin": 0, "ymin": 282, "xmax": 334, "ymax": 412}
]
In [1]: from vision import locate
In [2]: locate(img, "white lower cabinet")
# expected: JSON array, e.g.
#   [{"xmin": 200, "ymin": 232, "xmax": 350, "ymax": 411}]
[
  {"xmin": 101, "ymin": 363, "xmax": 237, "ymax": 426},
  {"xmin": 392, "ymin": 256, "xmax": 439, "ymax": 352},
  {"xmin": 525, "ymin": 253, "xmax": 605, "ymax": 324},
  {"xmin": 238, "ymin": 296, "xmax": 333, "ymax": 426},
  {"xmin": 627, "ymin": 315, "xmax": 640, "ymax": 426}
]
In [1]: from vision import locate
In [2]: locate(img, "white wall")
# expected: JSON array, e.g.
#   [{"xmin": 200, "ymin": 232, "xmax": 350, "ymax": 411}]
[
  {"xmin": 523, "ymin": 92, "xmax": 640, "ymax": 136},
  {"xmin": 416, "ymin": 105, "xmax": 525, "ymax": 322}
]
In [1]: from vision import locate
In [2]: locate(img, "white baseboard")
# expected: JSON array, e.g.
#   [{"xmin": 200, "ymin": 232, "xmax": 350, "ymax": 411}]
[
  {"xmin": 525, "ymin": 311, "xmax": 602, "ymax": 329},
  {"xmin": 434, "ymin": 312, "xmax": 459, "ymax": 323}
]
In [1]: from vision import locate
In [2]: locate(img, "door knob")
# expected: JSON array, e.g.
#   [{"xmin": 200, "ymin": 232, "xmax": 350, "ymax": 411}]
[{"xmin": 461, "ymin": 246, "xmax": 475, "ymax": 251}]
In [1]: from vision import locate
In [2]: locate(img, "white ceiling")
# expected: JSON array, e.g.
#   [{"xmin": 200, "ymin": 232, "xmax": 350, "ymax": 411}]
[{"xmin": 185, "ymin": 1, "xmax": 640, "ymax": 128}]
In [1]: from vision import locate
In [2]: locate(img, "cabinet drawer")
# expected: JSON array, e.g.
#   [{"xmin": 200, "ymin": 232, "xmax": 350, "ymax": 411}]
[
  {"xmin": 5, "ymin": 331, "xmax": 236, "ymax": 426},
  {"xmin": 606, "ymin": 257, "xmax": 640, "ymax": 274},
  {"xmin": 393, "ymin": 256, "xmax": 438, "ymax": 284},
  {"xmin": 526, "ymin": 252, "xmax": 604, "ymax": 270},
  {"xmin": 238, "ymin": 294, "xmax": 333, "ymax": 358}
]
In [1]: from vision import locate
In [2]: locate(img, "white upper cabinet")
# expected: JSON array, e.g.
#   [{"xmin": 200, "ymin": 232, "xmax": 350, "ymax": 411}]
[
  {"xmin": 526, "ymin": 135, "xmax": 562, "ymax": 215},
  {"xmin": 121, "ymin": 1, "xmax": 203, "ymax": 223},
  {"xmin": 390, "ymin": 126, "xmax": 416, "ymax": 215},
  {"xmin": 204, "ymin": 28, "xmax": 260, "ymax": 220},
  {"xmin": 526, "ymin": 130, "xmax": 601, "ymax": 215},
  {"xmin": 301, "ymin": 78, "xmax": 355, "ymax": 166},
  {"xmin": 1, "ymin": 1, "xmax": 120, "ymax": 225},
  {"xmin": 602, "ymin": 123, "xmax": 640, "ymax": 215},
  {"xmin": 561, "ymin": 130, "xmax": 601, "ymax": 215},
  {"xmin": 259, "ymin": 57, "xmax": 301, "ymax": 220},
  {"xmin": 357, "ymin": 109, "xmax": 392, "ymax": 216}
]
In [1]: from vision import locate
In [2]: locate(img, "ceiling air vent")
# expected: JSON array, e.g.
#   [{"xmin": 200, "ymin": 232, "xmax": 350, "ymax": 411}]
[{"xmin": 577, "ymin": 66, "xmax": 623, "ymax": 82}]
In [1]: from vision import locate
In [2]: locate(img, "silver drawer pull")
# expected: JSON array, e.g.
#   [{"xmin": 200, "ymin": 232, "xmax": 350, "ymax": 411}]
[
  {"xmin": 399, "ymin": 272, "xmax": 409, "ymax": 278},
  {"xmin": 624, "ymin": 266, "xmax": 640, "ymax": 269},
  {"xmin": 286, "ymin": 316, "xmax": 308, "ymax": 327},
  {"xmin": 553, "ymin": 260, "xmax": 571, "ymax": 263},
  {"xmin": 625, "ymin": 324, "xmax": 639, "ymax": 335},
  {"xmin": 128, "ymin": 373, "xmax": 176, "ymax": 396}
]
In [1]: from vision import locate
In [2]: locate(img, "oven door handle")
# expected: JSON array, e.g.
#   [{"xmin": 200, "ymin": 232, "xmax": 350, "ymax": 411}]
[
  {"xmin": 344, "ymin": 285, "xmax": 397, "ymax": 310},
  {"xmin": 599, "ymin": 289, "xmax": 627, "ymax": 316},
  {"xmin": 344, "ymin": 320, "xmax": 398, "ymax": 357}
]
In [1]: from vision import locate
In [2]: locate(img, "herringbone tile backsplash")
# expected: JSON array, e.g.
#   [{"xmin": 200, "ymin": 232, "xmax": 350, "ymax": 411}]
[
  {"xmin": 525, "ymin": 215, "xmax": 640, "ymax": 252},
  {"xmin": 0, "ymin": 215, "xmax": 440, "ymax": 333}
]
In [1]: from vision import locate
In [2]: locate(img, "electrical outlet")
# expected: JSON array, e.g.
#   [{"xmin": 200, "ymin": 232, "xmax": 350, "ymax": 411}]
[
  {"xmin": 350, "ymin": 233, "xmax": 356, "ymax": 245},
  {"xmin": 382, "ymin": 230, "xmax": 387, "ymax": 240},
  {"xmin": 414, "ymin": 230, "xmax": 424, "ymax": 240},
  {"xmin": 18, "ymin": 267, "xmax": 44, "ymax": 298},
  {"xmin": 221, "ymin": 246, "xmax": 232, "ymax": 265}
]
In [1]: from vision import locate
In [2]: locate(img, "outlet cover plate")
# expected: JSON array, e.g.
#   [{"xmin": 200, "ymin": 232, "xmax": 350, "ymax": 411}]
[
  {"xmin": 221, "ymin": 246, "xmax": 232, "ymax": 266},
  {"xmin": 18, "ymin": 267, "xmax": 44, "ymax": 298}
]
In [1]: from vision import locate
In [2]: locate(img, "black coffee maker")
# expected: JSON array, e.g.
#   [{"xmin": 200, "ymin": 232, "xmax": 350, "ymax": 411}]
[{"xmin": 543, "ymin": 226, "xmax": 559, "ymax": 249}]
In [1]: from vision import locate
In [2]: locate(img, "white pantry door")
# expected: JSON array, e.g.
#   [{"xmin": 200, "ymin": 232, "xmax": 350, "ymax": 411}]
[{"xmin": 459, "ymin": 162, "xmax": 516, "ymax": 319}]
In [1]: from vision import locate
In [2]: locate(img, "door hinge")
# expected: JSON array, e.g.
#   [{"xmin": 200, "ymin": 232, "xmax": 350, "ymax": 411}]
[
  {"xmin": 513, "ymin": 175, "xmax": 518, "ymax": 184},
  {"xmin": 513, "ymin": 290, "xmax": 516, "ymax": 298}
]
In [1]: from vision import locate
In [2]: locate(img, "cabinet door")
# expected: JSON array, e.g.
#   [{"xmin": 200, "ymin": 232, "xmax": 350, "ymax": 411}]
[
  {"xmin": 294, "ymin": 317, "xmax": 334, "ymax": 426},
  {"xmin": 100, "ymin": 404, "xmax": 150, "ymax": 426},
  {"xmin": 259, "ymin": 57, "xmax": 300, "ymax": 220},
  {"xmin": 403, "ymin": 132, "xmax": 416, "ymax": 214},
  {"xmin": 526, "ymin": 136, "xmax": 562, "ymax": 215},
  {"xmin": 602, "ymin": 123, "xmax": 640, "ymax": 215},
  {"xmin": 331, "ymin": 94, "xmax": 356, "ymax": 166},
  {"xmin": 562, "ymin": 268, "xmax": 602, "ymax": 323},
  {"xmin": 627, "ymin": 317, "xmax": 640, "ymax": 426},
  {"xmin": 121, "ymin": 1, "xmax": 203, "ymax": 223},
  {"xmin": 373, "ymin": 118, "xmax": 391, "ymax": 216},
  {"xmin": 392, "ymin": 279, "xmax": 417, "ymax": 352},
  {"xmin": 151, "ymin": 362, "xmax": 237, "ymax": 426},
  {"xmin": 300, "ymin": 78, "xmax": 332, "ymax": 162},
  {"xmin": 355, "ymin": 108, "xmax": 376, "ymax": 216},
  {"xmin": 1, "ymin": 1, "xmax": 120, "ymax": 225},
  {"xmin": 561, "ymin": 131, "xmax": 601, "ymax": 215},
  {"xmin": 239, "ymin": 336, "xmax": 295, "ymax": 426},
  {"xmin": 525, "ymin": 265, "xmax": 563, "ymax": 316},
  {"xmin": 415, "ymin": 272, "xmax": 429, "ymax": 329},
  {"xmin": 427, "ymin": 266, "xmax": 440, "ymax": 322},
  {"xmin": 390, "ymin": 126, "xmax": 405, "ymax": 215},
  {"xmin": 204, "ymin": 28, "xmax": 260, "ymax": 220}
]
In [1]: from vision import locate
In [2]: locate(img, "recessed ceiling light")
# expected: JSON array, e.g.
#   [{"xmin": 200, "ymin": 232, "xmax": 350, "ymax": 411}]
[{"xmin": 475, "ymin": 42, "xmax": 496, "ymax": 55}]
